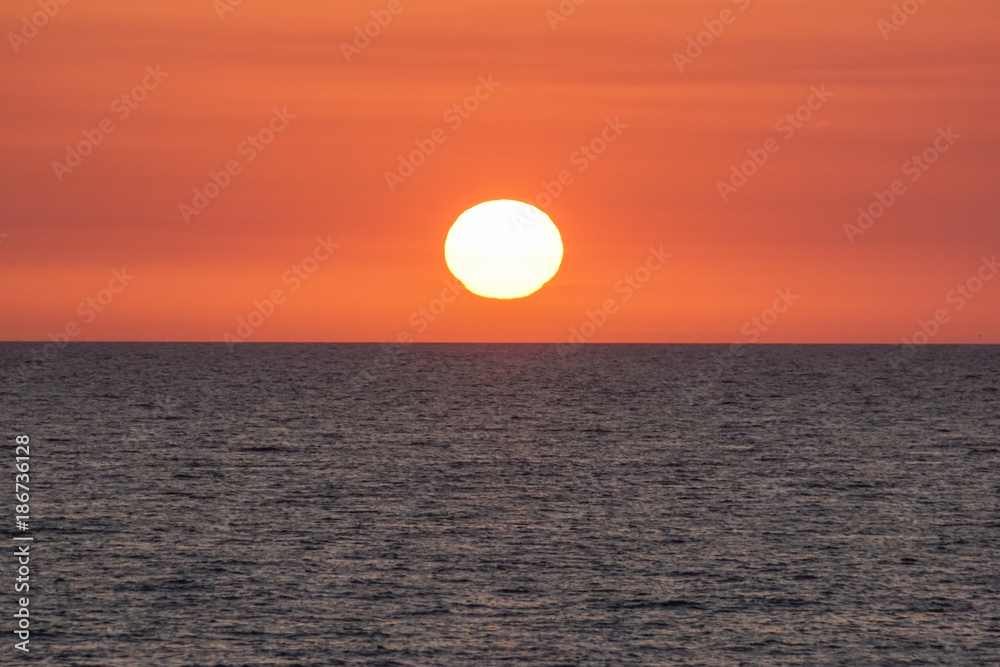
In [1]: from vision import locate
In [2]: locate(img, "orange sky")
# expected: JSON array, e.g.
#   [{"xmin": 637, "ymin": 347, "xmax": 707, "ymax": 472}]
[{"xmin": 1, "ymin": 0, "xmax": 998, "ymax": 343}]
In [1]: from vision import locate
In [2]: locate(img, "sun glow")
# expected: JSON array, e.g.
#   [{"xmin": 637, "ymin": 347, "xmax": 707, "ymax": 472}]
[{"xmin": 444, "ymin": 200, "xmax": 564, "ymax": 299}]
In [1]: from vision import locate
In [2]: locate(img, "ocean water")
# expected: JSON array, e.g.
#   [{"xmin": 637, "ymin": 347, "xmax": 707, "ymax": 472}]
[{"xmin": 2, "ymin": 343, "xmax": 999, "ymax": 666}]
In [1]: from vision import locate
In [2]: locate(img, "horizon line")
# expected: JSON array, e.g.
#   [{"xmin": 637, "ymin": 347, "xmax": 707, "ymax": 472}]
[{"xmin": 1, "ymin": 341, "xmax": 997, "ymax": 346}]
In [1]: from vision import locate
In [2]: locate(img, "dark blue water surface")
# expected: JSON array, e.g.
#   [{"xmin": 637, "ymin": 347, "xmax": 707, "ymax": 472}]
[{"xmin": 2, "ymin": 344, "xmax": 999, "ymax": 665}]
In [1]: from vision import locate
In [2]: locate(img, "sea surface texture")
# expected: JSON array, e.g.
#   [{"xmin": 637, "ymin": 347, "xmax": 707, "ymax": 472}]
[{"xmin": 2, "ymin": 343, "xmax": 999, "ymax": 666}]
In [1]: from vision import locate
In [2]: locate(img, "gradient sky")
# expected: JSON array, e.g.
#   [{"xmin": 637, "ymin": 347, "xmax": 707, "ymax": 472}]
[{"xmin": 2, "ymin": 0, "xmax": 998, "ymax": 343}]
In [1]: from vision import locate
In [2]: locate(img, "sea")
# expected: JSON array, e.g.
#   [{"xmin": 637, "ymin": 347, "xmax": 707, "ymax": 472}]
[{"xmin": 1, "ymin": 343, "xmax": 998, "ymax": 666}]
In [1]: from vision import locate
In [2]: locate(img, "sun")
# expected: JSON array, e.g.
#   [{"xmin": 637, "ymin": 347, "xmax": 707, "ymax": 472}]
[{"xmin": 444, "ymin": 200, "xmax": 564, "ymax": 299}]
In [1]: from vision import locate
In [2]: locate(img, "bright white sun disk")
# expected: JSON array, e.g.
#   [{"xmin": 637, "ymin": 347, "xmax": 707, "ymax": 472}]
[{"xmin": 445, "ymin": 200, "xmax": 563, "ymax": 299}]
